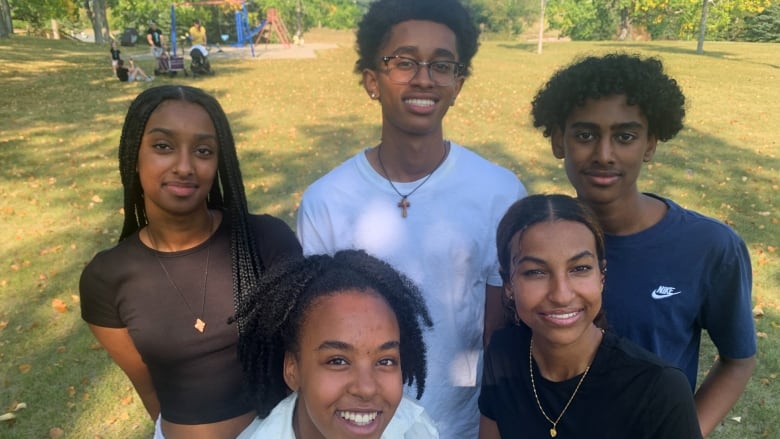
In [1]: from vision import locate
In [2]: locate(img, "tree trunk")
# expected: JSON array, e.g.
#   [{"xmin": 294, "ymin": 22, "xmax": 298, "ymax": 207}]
[
  {"xmin": 85, "ymin": 0, "xmax": 110, "ymax": 44},
  {"xmin": 537, "ymin": 0, "xmax": 545, "ymax": 54},
  {"xmin": 0, "ymin": 0, "xmax": 12, "ymax": 38},
  {"xmin": 697, "ymin": 0, "xmax": 709, "ymax": 54}
]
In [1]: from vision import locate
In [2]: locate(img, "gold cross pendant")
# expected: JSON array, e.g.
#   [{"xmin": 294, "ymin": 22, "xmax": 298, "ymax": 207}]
[
  {"xmin": 194, "ymin": 318, "xmax": 206, "ymax": 333},
  {"xmin": 398, "ymin": 197, "xmax": 410, "ymax": 218}
]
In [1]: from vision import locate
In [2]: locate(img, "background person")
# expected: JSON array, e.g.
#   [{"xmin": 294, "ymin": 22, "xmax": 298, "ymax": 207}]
[
  {"xmin": 295, "ymin": 0, "xmax": 526, "ymax": 436},
  {"xmin": 80, "ymin": 85, "xmax": 302, "ymax": 438},
  {"xmin": 147, "ymin": 20, "xmax": 164, "ymax": 59},
  {"xmin": 479, "ymin": 194, "xmax": 702, "ymax": 438},
  {"xmin": 530, "ymin": 53, "xmax": 756, "ymax": 437},
  {"xmin": 116, "ymin": 58, "xmax": 153, "ymax": 82},
  {"xmin": 189, "ymin": 19, "xmax": 207, "ymax": 46},
  {"xmin": 236, "ymin": 250, "xmax": 438, "ymax": 438}
]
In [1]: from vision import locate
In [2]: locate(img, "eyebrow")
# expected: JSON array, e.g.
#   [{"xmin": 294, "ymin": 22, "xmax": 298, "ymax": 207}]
[
  {"xmin": 391, "ymin": 46, "xmax": 457, "ymax": 59},
  {"xmin": 146, "ymin": 127, "xmax": 217, "ymax": 140},
  {"xmin": 316, "ymin": 340, "xmax": 400, "ymax": 352},
  {"xmin": 569, "ymin": 121, "xmax": 644, "ymax": 131},
  {"xmin": 516, "ymin": 250, "xmax": 596, "ymax": 266}
]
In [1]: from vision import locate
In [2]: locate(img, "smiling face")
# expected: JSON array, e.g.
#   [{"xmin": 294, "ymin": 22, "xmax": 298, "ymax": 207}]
[
  {"xmin": 136, "ymin": 100, "xmax": 218, "ymax": 219},
  {"xmin": 284, "ymin": 289, "xmax": 403, "ymax": 439},
  {"xmin": 552, "ymin": 94, "xmax": 657, "ymax": 208},
  {"xmin": 362, "ymin": 20, "xmax": 464, "ymax": 138},
  {"xmin": 507, "ymin": 220, "xmax": 604, "ymax": 348}
]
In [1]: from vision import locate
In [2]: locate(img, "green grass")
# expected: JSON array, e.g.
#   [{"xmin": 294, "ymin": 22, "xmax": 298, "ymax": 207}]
[{"xmin": 1, "ymin": 31, "xmax": 778, "ymax": 438}]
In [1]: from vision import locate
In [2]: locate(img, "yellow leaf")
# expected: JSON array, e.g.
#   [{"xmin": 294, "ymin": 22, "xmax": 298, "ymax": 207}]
[{"xmin": 18, "ymin": 364, "xmax": 32, "ymax": 374}]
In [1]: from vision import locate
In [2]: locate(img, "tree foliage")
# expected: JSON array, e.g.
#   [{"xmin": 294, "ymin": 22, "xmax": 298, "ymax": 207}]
[
  {"xmin": 743, "ymin": 1, "xmax": 780, "ymax": 41},
  {"xmin": 544, "ymin": 0, "xmax": 776, "ymax": 41}
]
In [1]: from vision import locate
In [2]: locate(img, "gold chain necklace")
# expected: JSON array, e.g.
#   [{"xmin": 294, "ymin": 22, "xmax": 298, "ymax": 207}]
[
  {"xmin": 146, "ymin": 211, "xmax": 213, "ymax": 334},
  {"xmin": 376, "ymin": 141, "xmax": 449, "ymax": 218},
  {"xmin": 529, "ymin": 337, "xmax": 591, "ymax": 438}
]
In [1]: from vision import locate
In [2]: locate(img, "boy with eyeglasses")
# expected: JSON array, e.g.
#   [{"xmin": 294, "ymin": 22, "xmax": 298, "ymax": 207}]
[
  {"xmin": 296, "ymin": 0, "xmax": 526, "ymax": 436},
  {"xmin": 530, "ymin": 54, "xmax": 756, "ymax": 437}
]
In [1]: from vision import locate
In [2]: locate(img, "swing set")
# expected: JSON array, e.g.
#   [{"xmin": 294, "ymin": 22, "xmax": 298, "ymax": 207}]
[{"xmin": 169, "ymin": 1, "xmax": 291, "ymax": 58}]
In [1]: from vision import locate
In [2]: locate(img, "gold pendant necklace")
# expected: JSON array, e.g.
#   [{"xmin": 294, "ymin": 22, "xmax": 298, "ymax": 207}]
[
  {"xmin": 529, "ymin": 337, "xmax": 591, "ymax": 437},
  {"xmin": 147, "ymin": 211, "xmax": 213, "ymax": 334},
  {"xmin": 376, "ymin": 141, "xmax": 449, "ymax": 218}
]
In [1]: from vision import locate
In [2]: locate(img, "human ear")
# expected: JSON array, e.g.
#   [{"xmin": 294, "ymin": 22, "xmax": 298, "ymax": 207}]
[
  {"xmin": 362, "ymin": 69, "xmax": 379, "ymax": 100},
  {"xmin": 643, "ymin": 135, "xmax": 658, "ymax": 162},
  {"xmin": 283, "ymin": 351, "xmax": 300, "ymax": 392},
  {"xmin": 551, "ymin": 129, "xmax": 565, "ymax": 159}
]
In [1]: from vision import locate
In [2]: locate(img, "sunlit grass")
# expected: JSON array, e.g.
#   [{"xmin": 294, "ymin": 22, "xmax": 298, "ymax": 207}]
[{"xmin": 0, "ymin": 31, "xmax": 777, "ymax": 438}]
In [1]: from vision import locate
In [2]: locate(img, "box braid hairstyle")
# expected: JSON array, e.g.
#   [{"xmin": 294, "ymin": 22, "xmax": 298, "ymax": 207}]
[
  {"xmin": 117, "ymin": 85, "xmax": 261, "ymax": 334},
  {"xmin": 531, "ymin": 53, "xmax": 686, "ymax": 141},
  {"xmin": 496, "ymin": 194, "xmax": 608, "ymax": 329},
  {"xmin": 354, "ymin": 0, "xmax": 479, "ymax": 78},
  {"xmin": 237, "ymin": 249, "xmax": 433, "ymax": 418}
]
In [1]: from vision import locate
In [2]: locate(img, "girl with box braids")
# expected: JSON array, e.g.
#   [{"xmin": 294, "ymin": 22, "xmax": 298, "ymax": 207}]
[
  {"xmin": 82, "ymin": 85, "xmax": 301, "ymax": 437},
  {"xmin": 117, "ymin": 85, "xmax": 265, "ymax": 334}
]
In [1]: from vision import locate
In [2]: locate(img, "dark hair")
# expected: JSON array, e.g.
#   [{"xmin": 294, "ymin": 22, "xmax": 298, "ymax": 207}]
[
  {"xmin": 237, "ymin": 249, "xmax": 433, "ymax": 418},
  {"xmin": 354, "ymin": 0, "xmax": 479, "ymax": 77},
  {"xmin": 117, "ymin": 85, "xmax": 263, "ymax": 333},
  {"xmin": 496, "ymin": 194, "xmax": 607, "ymax": 327},
  {"xmin": 531, "ymin": 53, "xmax": 686, "ymax": 141}
]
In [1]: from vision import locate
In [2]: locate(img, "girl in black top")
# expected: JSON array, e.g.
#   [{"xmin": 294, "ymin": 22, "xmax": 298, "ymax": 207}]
[{"xmin": 479, "ymin": 194, "xmax": 701, "ymax": 438}]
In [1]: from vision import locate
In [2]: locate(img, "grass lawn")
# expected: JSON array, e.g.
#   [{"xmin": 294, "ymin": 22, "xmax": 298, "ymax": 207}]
[{"xmin": 0, "ymin": 30, "xmax": 777, "ymax": 438}]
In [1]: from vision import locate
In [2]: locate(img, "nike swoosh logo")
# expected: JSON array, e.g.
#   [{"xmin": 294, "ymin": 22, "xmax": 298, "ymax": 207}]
[{"xmin": 651, "ymin": 288, "xmax": 683, "ymax": 299}]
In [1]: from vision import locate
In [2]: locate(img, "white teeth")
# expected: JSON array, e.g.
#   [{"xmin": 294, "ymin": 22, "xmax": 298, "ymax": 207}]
[
  {"xmin": 405, "ymin": 98, "xmax": 434, "ymax": 107},
  {"xmin": 338, "ymin": 411, "xmax": 378, "ymax": 426},
  {"xmin": 548, "ymin": 311, "xmax": 578, "ymax": 319}
]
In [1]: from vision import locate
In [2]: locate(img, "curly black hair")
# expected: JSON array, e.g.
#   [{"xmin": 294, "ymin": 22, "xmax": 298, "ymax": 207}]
[
  {"xmin": 237, "ymin": 249, "xmax": 433, "ymax": 418},
  {"xmin": 117, "ymin": 85, "xmax": 263, "ymax": 334},
  {"xmin": 354, "ymin": 0, "xmax": 479, "ymax": 77},
  {"xmin": 531, "ymin": 53, "xmax": 686, "ymax": 142}
]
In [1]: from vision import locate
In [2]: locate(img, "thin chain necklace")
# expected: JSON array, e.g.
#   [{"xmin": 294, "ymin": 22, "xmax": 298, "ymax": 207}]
[
  {"xmin": 529, "ymin": 337, "xmax": 592, "ymax": 438},
  {"xmin": 377, "ymin": 140, "xmax": 449, "ymax": 218},
  {"xmin": 146, "ymin": 211, "xmax": 214, "ymax": 334}
]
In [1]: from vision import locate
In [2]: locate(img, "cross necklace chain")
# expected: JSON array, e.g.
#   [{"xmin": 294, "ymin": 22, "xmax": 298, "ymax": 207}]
[
  {"xmin": 377, "ymin": 141, "xmax": 449, "ymax": 218},
  {"xmin": 146, "ymin": 211, "xmax": 213, "ymax": 334}
]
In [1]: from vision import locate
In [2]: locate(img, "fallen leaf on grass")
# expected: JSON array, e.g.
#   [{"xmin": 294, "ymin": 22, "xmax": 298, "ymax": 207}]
[
  {"xmin": 70, "ymin": 294, "xmax": 80, "ymax": 304},
  {"xmin": 0, "ymin": 413, "xmax": 15, "ymax": 422},
  {"xmin": 49, "ymin": 427, "xmax": 64, "ymax": 438},
  {"xmin": 730, "ymin": 416, "xmax": 742, "ymax": 423},
  {"xmin": 52, "ymin": 299, "xmax": 68, "ymax": 313},
  {"xmin": 18, "ymin": 364, "xmax": 32, "ymax": 374},
  {"xmin": 756, "ymin": 332, "xmax": 767, "ymax": 339},
  {"xmin": 120, "ymin": 395, "xmax": 133, "ymax": 405},
  {"xmin": 67, "ymin": 386, "xmax": 76, "ymax": 397},
  {"xmin": 753, "ymin": 306, "xmax": 764, "ymax": 317}
]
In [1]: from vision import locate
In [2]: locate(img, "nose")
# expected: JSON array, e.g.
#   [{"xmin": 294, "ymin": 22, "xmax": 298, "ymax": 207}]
[
  {"xmin": 173, "ymin": 149, "xmax": 194, "ymax": 175},
  {"xmin": 593, "ymin": 137, "xmax": 615, "ymax": 165},
  {"xmin": 409, "ymin": 63, "xmax": 435, "ymax": 87},
  {"xmin": 547, "ymin": 272, "xmax": 575, "ymax": 305},
  {"xmin": 348, "ymin": 363, "xmax": 378, "ymax": 400}
]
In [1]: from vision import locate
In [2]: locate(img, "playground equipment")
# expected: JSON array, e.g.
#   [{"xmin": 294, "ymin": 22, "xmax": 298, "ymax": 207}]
[{"xmin": 170, "ymin": 1, "xmax": 292, "ymax": 58}]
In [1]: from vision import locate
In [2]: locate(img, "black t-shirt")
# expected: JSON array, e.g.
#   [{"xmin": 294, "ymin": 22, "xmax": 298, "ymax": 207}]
[
  {"xmin": 147, "ymin": 27, "xmax": 163, "ymax": 47},
  {"xmin": 116, "ymin": 66, "xmax": 129, "ymax": 82},
  {"xmin": 479, "ymin": 325, "xmax": 703, "ymax": 438},
  {"xmin": 80, "ymin": 213, "xmax": 302, "ymax": 424}
]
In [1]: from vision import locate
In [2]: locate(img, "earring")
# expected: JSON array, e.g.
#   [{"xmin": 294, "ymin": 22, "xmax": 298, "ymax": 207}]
[{"xmin": 370, "ymin": 92, "xmax": 377, "ymax": 99}]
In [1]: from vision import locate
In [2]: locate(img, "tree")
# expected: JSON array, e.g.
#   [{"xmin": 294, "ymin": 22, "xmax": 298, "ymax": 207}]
[
  {"xmin": 0, "ymin": 0, "xmax": 12, "ymax": 37},
  {"xmin": 84, "ymin": 0, "xmax": 110, "ymax": 44},
  {"xmin": 696, "ymin": 0, "xmax": 709, "ymax": 53},
  {"xmin": 743, "ymin": 1, "xmax": 780, "ymax": 41}
]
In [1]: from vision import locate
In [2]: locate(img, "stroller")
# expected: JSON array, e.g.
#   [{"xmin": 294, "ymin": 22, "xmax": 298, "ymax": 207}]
[
  {"xmin": 154, "ymin": 47, "xmax": 188, "ymax": 77},
  {"xmin": 190, "ymin": 45, "xmax": 214, "ymax": 77}
]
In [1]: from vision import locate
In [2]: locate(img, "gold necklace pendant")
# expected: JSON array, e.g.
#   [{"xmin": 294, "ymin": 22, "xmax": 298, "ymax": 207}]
[
  {"xmin": 194, "ymin": 318, "xmax": 206, "ymax": 333},
  {"xmin": 550, "ymin": 427, "xmax": 557, "ymax": 437}
]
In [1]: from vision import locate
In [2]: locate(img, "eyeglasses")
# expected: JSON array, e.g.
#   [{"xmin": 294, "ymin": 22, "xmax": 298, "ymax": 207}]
[{"xmin": 381, "ymin": 55, "xmax": 463, "ymax": 86}]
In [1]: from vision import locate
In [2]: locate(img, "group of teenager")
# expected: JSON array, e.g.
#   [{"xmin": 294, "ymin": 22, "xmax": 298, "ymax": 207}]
[{"xmin": 79, "ymin": 0, "xmax": 756, "ymax": 437}]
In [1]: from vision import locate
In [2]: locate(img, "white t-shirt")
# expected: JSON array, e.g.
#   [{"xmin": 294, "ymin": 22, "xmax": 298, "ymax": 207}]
[
  {"xmin": 296, "ymin": 143, "xmax": 526, "ymax": 437},
  {"xmin": 237, "ymin": 393, "xmax": 438, "ymax": 439}
]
